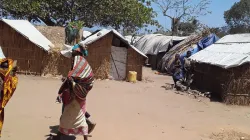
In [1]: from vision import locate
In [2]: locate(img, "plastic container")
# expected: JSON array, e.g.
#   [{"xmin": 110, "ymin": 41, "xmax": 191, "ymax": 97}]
[{"xmin": 128, "ymin": 71, "xmax": 137, "ymax": 83}]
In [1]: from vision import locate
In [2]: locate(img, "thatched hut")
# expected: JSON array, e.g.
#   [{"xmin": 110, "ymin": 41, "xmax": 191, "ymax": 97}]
[
  {"xmin": 159, "ymin": 34, "xmax": 218, "ymax": 73},
  {"xmin": 190, "ymin": 34, "xmax": 250, "ymax": 105},
  {"xmin": 134, "ymin": 34, "xmax": 186, "ymax": 70},
  {"xmin": 36, "ymin": 26, "xmax": 65, "ymax": 48},
  {"xmin": 35, "ymin": 26, "xmax": 71, "ymax": 76},
  {"xmin": 79, "ymin": 29, "xmax": 147, "ymax": 81},
  {"xmin": 159, "ymin": 35, "xmax": 202, "ymax": 72},
  {"xmin": 0, "ymin": 19, "xmax": 70, "ymax": 76}
]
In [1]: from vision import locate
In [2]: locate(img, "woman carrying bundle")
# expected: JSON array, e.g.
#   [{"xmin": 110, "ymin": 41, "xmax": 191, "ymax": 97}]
[{"xmin": 52, "ymin": 44, "xmax": 95, "ymax": 140}]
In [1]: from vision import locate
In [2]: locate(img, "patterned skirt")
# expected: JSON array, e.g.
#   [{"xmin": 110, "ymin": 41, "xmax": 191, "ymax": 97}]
[
  {"xmin": 59, "ymin": 98, "xmax": 88, "ymax": 136},
  {"xmin": 59, "ymin": 76, "xmax": 94, "ymax": 136}
]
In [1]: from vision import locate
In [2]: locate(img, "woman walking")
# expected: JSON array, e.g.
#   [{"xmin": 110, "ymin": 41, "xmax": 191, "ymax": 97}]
[{"xmin": 53, "ymin": 44, "xmax": 95, "ymax": 140}]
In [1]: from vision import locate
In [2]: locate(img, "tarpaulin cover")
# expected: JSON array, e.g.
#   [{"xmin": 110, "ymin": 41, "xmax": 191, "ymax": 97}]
[
  {"xmin": 159, "ymin": 35, "xmax": 201, "ymax": 72},
  {"xmin": 83, "ymin": 31, "xmax": 92, "ymax": 38},
  {"xmin": 160, "ymin": 34, "xmax": 219, "ymax": 72},
  {"xmin": 0, "ymin": 47, "xmax": 5, "ymax": 59},
  {"xmin": 124, "ymin": 35, "xmax": 141, "ymax": 45},
  {"xmin": 190, "ymin": 34, "xmax": 250, "ymax": 69},
  {"xmin": 197, "ymin": 34, "xmax": 219, "ymax": 49},
  {"xmin": 180, "ymin": 34, "xmax": 219, "ymax": 63},
  {"xmin": 133, "ymin": 34, "xmax": 187, "ymax": 55}
]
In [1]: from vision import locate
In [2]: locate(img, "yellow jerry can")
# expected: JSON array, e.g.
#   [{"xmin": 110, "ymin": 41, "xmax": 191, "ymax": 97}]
[{"xmin": 128, "ymin": 71, "xmax": 137, "ymax": 83}]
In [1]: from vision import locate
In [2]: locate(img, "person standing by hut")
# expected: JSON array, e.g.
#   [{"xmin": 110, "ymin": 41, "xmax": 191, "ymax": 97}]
[
  {"xmin": 53, "ymin": 44, "xmax": 95, "ymax": 140},
  {"xmin": 183, "ymin": 51, "xmax": 192, "ymax": 90},
  {"xmin": 169, "ymin": 54, "xmax": 184, "ymax": 90}
]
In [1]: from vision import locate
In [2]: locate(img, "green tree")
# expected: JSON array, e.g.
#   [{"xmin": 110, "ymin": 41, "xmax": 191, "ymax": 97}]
[
  {"xmin": 153, "ymin": 27, "xmax": 171, "ymax": 35},
  {"xmin": 152, "ymin": 0, "xmax": 211, "ymax": 35},
  {"xmin": 224, "ymin": 0, "xmax": 250, "ymax": 34},
  {"xmin": 208, "ymin": 27, "xmax": 228, "ymax": 38},
  {"xmin": 178, "ymin": 19, "xmax": 199, "ymax": 36},
  {"xmin": 0, "ymin": 0, "xmax": 158, "ymax": 31}
]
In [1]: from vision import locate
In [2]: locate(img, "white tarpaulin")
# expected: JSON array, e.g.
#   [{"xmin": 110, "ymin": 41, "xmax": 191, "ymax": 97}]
[
  {"xmin": 79, "ymin": 29, "xmax": 147, "ymax": 58},
  {"xmin": 134, "ymin": 34, "xmax": 187, "ymax": 55},
  {"xmin": 0, "ymin": 46, "xmax": 5, "ymax": 59},
  {"xmin": 216, "ymin": 34, "xmax": 250, "ymax": 43},
  {"xmin": 190, "ymin": 34, "xmax": 250, "ymax": 69},
  {"xmin": 2, "ymin": 19, "xmax": 53, "ymax": 51},
  {"xmin": 125, "ymin": 35, "xmax": 141, "ymax": 45},
  {"xmin": 83, "ymin": 31, "xmax": 92, "ymax": 38}
]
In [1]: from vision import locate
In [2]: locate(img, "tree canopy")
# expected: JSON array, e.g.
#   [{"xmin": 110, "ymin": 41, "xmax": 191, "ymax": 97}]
[
  {"xmin": 224, "ymin": 0, "xmax": 250, "ymax": 33},
  {"xmin": 152, "ymin": 0, "xmax": 211, "ymax": 35},
  {"xmin": 208, "ymin": 27, "xmax": 228, "ymax": 38},
  {"xmin": 0, "ymin": 0, "xmax": 159, "ymax": 31},
  {"xmin": 178, "ymin": 19, "xmax": 199, "ymax": 36}
]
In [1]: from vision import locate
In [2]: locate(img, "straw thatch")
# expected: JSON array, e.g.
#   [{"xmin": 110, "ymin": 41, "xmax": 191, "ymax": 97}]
[
  {"xmin": 223, "ymin": 65, "xmax": 250, "ymax": 105},
  {"xmin": 42, "ymin": 47, "xmax": 71, "ymax": 77},
  {"xmin": 36, "ymin": 26, "xmax": 65, "ymax": 49},
  {"xmin": 192, "ymin": 63, "xmax": 250, "ymax": 106},
  {"xmin": 36, "ymin": 26, "xmax": 71, "ymax": 76},
  {"xmin": 159, "ymin": 35, "xmax": 202, "ymax": 72}
]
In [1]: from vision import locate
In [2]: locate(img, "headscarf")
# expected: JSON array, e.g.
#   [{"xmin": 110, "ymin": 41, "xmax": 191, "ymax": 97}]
[
  {"xmin": 72, "ymin": 44, "xmax": 88, "ymax": 56},
  {"xmin": 61, "ymin": 44, "xmax": 73, "ymax": 58},
  {"xmin": 60, "ymin": 44, "xmax": 88, "ymax": 58}
]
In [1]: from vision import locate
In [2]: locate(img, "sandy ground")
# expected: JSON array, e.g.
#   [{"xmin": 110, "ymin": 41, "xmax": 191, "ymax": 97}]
[{"xmin": 1, "ymin": 68, "xmax": 250, "ymax": 140}]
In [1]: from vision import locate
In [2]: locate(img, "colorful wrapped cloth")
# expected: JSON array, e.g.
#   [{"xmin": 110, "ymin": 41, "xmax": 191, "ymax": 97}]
[
  {"xmin": 59, "ymin": 90, "xmax": 88, "ymax": 136},
  {"xmin": 0, "ymin": 59, "xmax": 18, "ymax": 137},
  {"xmin": 68, "ymin": 56, "xmax": 94, "ymax": 100},
  {"xmin": 59, "ymin": 56, "xmax": 94, "ymax": 136}
]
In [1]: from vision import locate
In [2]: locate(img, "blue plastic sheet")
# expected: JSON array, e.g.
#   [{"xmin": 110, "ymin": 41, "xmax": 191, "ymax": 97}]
[
  {"xmin": 197, "ymin": 34, "xmax": 219, "ymax": 50},
  {"xmin": 180, "ymin": 34, "xmax": 219, "ymax": 65}
]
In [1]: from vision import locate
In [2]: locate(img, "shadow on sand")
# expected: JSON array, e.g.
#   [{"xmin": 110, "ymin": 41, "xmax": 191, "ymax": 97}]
[
  {"xmin": 45, "ymin": 125, "xmax": 76, "ymax": 140},
  {"xmin": 49, "ymin": 125, "xmax": 59, "ymax": 134},
  {"xmin": 161, "ymin": 83, "xmax": 174, "ymax": 90}
]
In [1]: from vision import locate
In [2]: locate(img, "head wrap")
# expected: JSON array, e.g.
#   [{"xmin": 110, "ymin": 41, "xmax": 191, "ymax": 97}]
[
  {"xmin": 61, "ymin": 44, "xmax": 73, "ymax": 58},
  {"xmin": 61, "ymin": 44, "xmax": 88, "ymax": 58},
  {"xmin": 72, "ymin": 44, "xmax": 88, "ymax": 56}
]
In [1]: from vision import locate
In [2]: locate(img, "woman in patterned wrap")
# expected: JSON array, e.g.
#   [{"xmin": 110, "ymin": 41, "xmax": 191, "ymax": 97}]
[
  {"xmin": 0, "ymin": 59, "xmax": 18, "ymax": 137},
  {"xmin": 53, "ymin": 44, "xmax": 94, "ymax": 140}
]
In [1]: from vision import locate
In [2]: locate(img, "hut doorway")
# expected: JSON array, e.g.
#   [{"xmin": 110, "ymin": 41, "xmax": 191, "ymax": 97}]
[{"xmin": 110, "ymin": 46, "xmax": 127, "ymax": 80}]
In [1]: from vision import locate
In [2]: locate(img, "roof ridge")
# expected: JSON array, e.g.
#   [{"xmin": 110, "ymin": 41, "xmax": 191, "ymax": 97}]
[{"xmin": 215, "ymin": 42, "xmax": 250, "ymax": 44}]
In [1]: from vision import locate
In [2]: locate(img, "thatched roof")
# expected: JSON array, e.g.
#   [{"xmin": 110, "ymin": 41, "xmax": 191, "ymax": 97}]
[{"xmin": 36, "ymin": 26, "xmax": 65, "ymax": 49}]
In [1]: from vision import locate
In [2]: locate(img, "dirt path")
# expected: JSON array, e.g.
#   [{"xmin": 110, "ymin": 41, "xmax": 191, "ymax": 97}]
[{"xmin": 2, "ymin": 68, "xmax": 250, "ymax": 140}]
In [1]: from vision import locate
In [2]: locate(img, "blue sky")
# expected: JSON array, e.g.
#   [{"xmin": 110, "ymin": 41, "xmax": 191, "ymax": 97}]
[
  {"xmin": 85, "ymin": 0, "xmax": 240, "ymax": 33},
  {"xmin": 153, "ymin": 0, "xmax": 240, "ymax": 30}
]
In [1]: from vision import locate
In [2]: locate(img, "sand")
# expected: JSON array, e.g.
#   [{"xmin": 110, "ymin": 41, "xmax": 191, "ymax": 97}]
[{"xmin": 1, "ymin": 68, "xmax": 250, "ymax": 140}]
